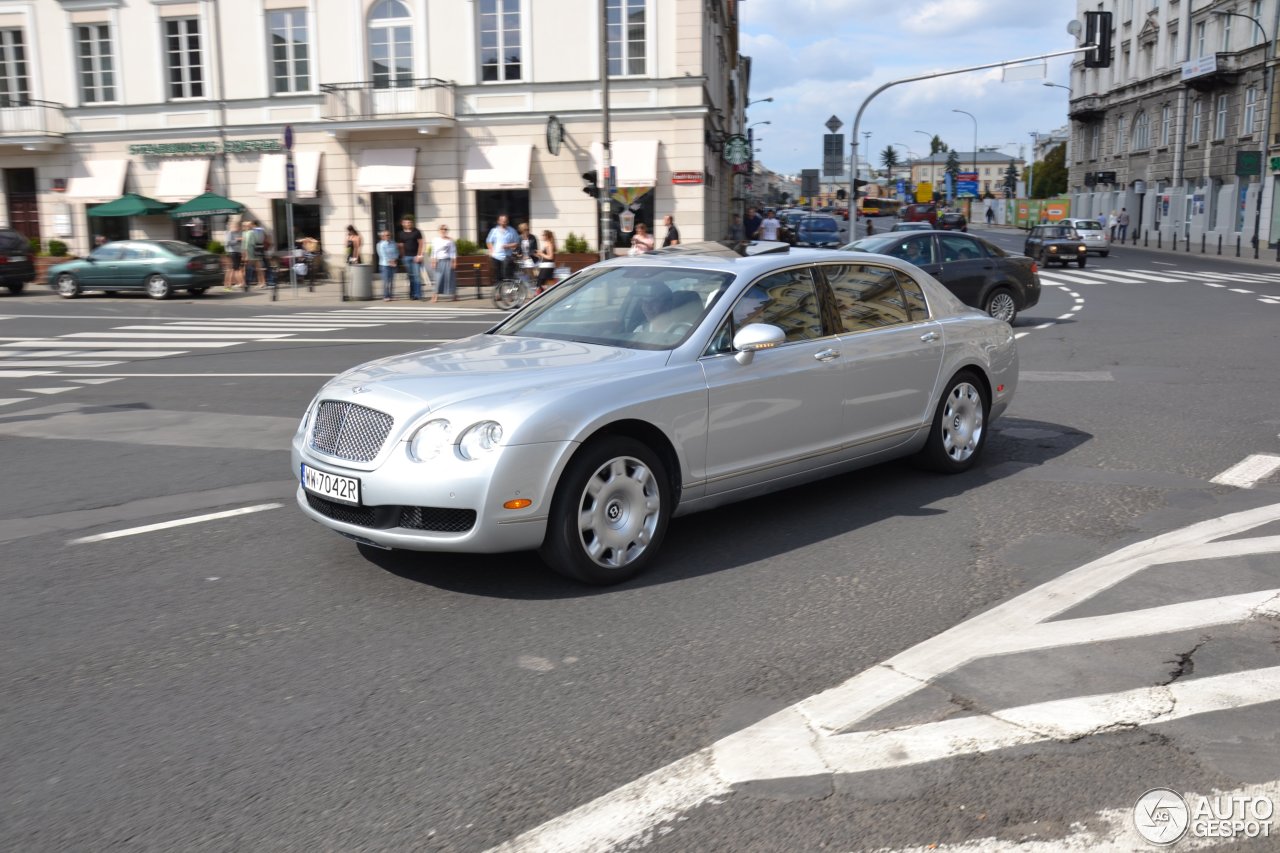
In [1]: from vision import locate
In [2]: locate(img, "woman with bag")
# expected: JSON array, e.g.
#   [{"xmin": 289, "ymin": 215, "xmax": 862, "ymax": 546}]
[{"xmin": 535, "ymin": 230, "xmax": 556, "ymax": 295}]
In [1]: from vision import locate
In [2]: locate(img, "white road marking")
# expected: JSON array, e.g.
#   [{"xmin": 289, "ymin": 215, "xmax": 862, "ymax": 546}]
[
  {"xmin": 0, "ymin": 350, "xmax": 81, "ymax": 358},
  {"xmin": 1068, "ymin": 291, "xmax": 1081, "ymax": 297},
  {"xmin": 1203, "ymin": 283, "xmax": 1228, "ymax": 288},
  {"xmin": 1074, "ymin": 297, "xmax": 1085, "ymax": 303},
  {"xmin": 146, "ymin": 325, "xmax": 342, "ymax": 332},
  {"xmin": 69, "ymin": 377, "xmax": 122, "ymax": 385},
  {"xmin": 0, "ymin": 360, "xmax": 120, "ymax": 368},
  {"xmin": 1013, "ymin": 332, "xmax": 1028, "ymax": 339},
  {"xmin": 1260, "ymin": 298, "xmax": 1280, "ymax": 304},
  {"xmin": 1020, "ymin": 371, "xmax": 1114, "ymax": 381},
  {"xmin": 20, "ymin": 387, "xmax": 75, "ymax": 395},
  {"xmin": 488, "ymin": 503, "xmax": 1280, "ymax": 853},
  {"xmin": 1110, "ymin": 270, "xmax": 1184, "ymax": 282},
  {"xmin": 1070, "ymin": 305, "xmax": 1083, "ymax": 311},
  {"xmin": 250, "ymin": 337, "xmax": 445, "ymax": 344},
  {"xmin": 1034, "ymin": 322, "xmax": 1053, "ymax": 329},
  {"xmin": 0, "ymin": 397, "xmax": 33, "ymax": 406},
  {"xmin": 49, "ymin": 372, "xmax": 336, "ymax": 378},
  {"xmin": 1152, "ymin": 260, "xmax": 1177, "ymax": 265},
  {"xmin": 1211, "ymin": 454, "xmax": 1280, "ymax": 489},
  {"xmin": 1056, "ymin": 313, "xmax": 1076, "ymax": 320},
  {"xmin": 77, "ymin": 350, "xmax": 187, "ymax": 358},
  {"xmin": 0, "ymin": 370, "xmax": 55, "ymax": 378},
  {"xmin": 65, "ymin": 331, "xmax": 295, "ymax": 339},
  {"xmin": 69, "ymin": 503, "xmax": 283, "ymax": 544},
  {"xmin": 1229, "ymin": 288, "xmax": 1255, "ymax": 294},
  {"xmin": 2, "ymin": 340, "xmax": 237, "ymax": 349}
]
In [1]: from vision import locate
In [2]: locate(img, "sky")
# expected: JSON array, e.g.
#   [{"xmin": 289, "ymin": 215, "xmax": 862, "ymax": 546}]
[{"xmin": 738, "ymin": 0, "xmax": 1080, "ymax": 176}]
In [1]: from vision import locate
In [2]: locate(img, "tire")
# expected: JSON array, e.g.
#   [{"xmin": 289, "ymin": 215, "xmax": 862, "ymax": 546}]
[
  {"xmin": 984, "ymin": 287, "xmax": 1017, "ymax": 324},
  {"xmin": 56, "ymin": 273, "xmax": 80, "ymax": 299},
  {"xmin": 6, "ymin": 282, "xmax": 23, "ymax": 295},
  {"xmin": 188, "ymin": 287, "xmax": 207, "ymax": 297},
  {"xmin": 1100, "ymin": 251, "xmax": 1109, "ymax": 258},
  {"xmin": 146, "ymin": 274, "xmax": 173, "ymax": 300},
  {"xmin": 917, "ymin": 370, "xmax": 990, "ymax": 474},
  {"xmin": 492, "ymin": 279, "xmax": 527, "ymax": 310},
  {"xmin": 1077, "ymin": 256, "xmax": 1087, "ymax": 268},
  {"xmin": 539, "ymin": 436, "xmax": 672, "ymax": 585}
]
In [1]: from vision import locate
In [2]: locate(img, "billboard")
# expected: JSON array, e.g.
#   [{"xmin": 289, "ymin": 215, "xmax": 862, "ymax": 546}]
[
  {"xmin": 956, "ymin": 171, "xmax": 979, "ymax": 198},
  {"xmin": 823, "ymin": 134, "xmax": 845, "ymax": 176}
]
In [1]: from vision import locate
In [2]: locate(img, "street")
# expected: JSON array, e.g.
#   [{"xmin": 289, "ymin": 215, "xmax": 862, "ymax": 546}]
[{"xmin": 3, "ymin": 246, "xmax": 1279, "ymax": 851}]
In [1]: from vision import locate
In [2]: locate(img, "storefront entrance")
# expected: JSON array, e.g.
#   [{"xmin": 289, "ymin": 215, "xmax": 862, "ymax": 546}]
[
  {"xmin": 371, "ymin": 191, "xmax": 415, "ymax": 240},
  {"xmin": 475, "ymin": 190, "xmax": 529, "ymax": 245},
  {"xmin": 5, "ymin": 168, "xmax": 38, "ymax": 242}
]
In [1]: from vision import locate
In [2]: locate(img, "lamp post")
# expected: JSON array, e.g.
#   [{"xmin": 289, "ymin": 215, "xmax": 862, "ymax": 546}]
[
  {"xmin": 1213, "ymin": 9, "xmax": 1272, "ymax": 254},
  {"xmin": 952, "ymin": 108, "xmax": 978, "ymax": 173},
  {"xmin": 747, "ymin": 97, "xmax": 773, "ymax": 108},
  {"xmin": 1043, "ymin": 82, "xmax": 1072, "ymax": 93},
  {"xmin": 891, "ymin": 143, "xmax": 916, "ymax": 196}
]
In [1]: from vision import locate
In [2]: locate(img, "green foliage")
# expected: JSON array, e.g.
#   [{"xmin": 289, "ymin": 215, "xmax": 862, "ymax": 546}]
[
  {"xmin": 454, "ymin": 238, "xmax": 481, "ymax": 256},
  {"xmin": 206, "ymin": 240, "xmax": 225, "ymax": 254},
  {"xmin": 28, "ymin": 237, "xmax": 40, "ymax": 255},
  {"xmin": 1003, "ymin": 162, "xmax": 1020, "ymax": 195},
  {"xmin": 944, "ymin": 150, "xmax": 962, "ymax": 181},
  {"xmin": 879, "ymin": 145, "xmax": 900, "ymax": 175},
  {"xmin": 1029, "ymin": 143, "xmax": 1068, "ymax": 198},
  {"xmin": 930, "ymin": 135, "xmax": 949, "ymax": 155},
  {"xmin": 47, "ymin": 240, "xmax": 68, "ymax": 257},
  {"xmin": 563, "ymin": 232, "xmax": 590, "ymax": 253}
]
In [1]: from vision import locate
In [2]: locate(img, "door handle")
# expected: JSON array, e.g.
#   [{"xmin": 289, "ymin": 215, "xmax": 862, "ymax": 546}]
[
  {"xmin": 920, "ymin": 331, "xmax": 939, "ymax": 342},
  {"xmin": 814, "ymin": 348, "xmax": 841, "ymax": 362}
]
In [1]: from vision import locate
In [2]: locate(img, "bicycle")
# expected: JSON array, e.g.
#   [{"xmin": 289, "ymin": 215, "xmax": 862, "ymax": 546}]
[{"xmin": 492, "ymin": 257, "xmax": 536, "ymax": 310}]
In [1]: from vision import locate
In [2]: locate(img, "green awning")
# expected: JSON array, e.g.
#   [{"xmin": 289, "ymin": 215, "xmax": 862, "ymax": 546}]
[
  {"xmin": 86, "ymin": 193, "xmax": 173, "ymax": 217},
  {"xmin": 168, "ymin": 192, "xmax": 244, "ymax": 219}
]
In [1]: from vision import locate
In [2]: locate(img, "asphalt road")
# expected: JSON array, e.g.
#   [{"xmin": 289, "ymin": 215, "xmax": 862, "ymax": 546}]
[{"xmin": 2, "ymin": 249, "xmax": 1279, "ymax": 852}]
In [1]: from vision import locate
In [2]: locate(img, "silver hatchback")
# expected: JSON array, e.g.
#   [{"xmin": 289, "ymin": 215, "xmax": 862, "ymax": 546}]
[
  {"xmin": 293, "ymin": 242, "xmax": 1019, "ymax": 584},
  {"xmin": 1063, "ymin": 218, "xmax": 1110, "ymax": 256}
]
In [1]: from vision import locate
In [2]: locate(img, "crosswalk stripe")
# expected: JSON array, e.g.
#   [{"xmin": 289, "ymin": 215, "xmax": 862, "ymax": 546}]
[
  {"xmin": 0, "ymin": 397, "xmax": 33, "ymax": 405},
  {"xmin": 1110, "ymin": 270, "xmax": 1186, "ymax": 282},
  {"xmin": 1, "ymin": 340, "xmax": 238, "ymax": 349},
  {"xmin": 69, "ymin": 378, "xmax": 123, "ymax": 385},
  {"xmin": 69, "ymin": 331, "xmax": 295, "ymax": 339},
  {"xmin": 22, "ymin": 387, "xmax": 75, "ymax": 395},
  {"xmin": 0, "ymin": 350, "xmax": 83, "ymax": 358},
  {"xmin": 77, "ymin": 350, "xmax": 188, "ymax": 358},
  {"xmin": 0, "ymin": 370, "xmax": 54, "ymax": 378},
  {"xmin": 144, "ymin": 325, "xmax": 342, "ymax": 333},
  {"xmin": 1037, "ymin": 270, "xmax": 1115, "ymax": 283},
  {"xmin": 0, "ymin": 360, "xmax": 121, "ymax": 367}
]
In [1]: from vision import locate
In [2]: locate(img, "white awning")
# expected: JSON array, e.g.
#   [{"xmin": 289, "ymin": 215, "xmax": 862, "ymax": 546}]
[
  {"xmin": 152, "ymin": 158, "xmax": 211, "ymax": 202},
  {"xmin": 591, "ymin": 140, "xmax": 659, "ymax": 187},
  {"xmin": 256, "ymin": 151, "xmax": 323, "ymax": 199},
  {"xmin": 65, "ymin": 160, "xmax": 128, "ymax": 203},
  {"xmin": 356, "ymin": 148, "xmax": 417, "ymax": 193},
  {"xmin": 462, "ymin": 144, "xmax": 533, "ymax": 190}
]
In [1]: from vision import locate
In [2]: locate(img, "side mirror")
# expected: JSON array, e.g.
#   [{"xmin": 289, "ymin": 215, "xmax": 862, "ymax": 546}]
[{"xmin": 732, "ymin": 323, "xmax": 786, "ymax": 365}]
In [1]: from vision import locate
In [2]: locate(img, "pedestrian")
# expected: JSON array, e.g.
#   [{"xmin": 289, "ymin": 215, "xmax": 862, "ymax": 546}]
[
  {"xmin": 662, "ymin": 214, "xmax": 680, "ymax": 247},
  {"xmin": 224, "ymin": 219, "xmax": 243, "ymax": 290},
  {"xmin": 241, "ymin": 220, "xmax": 259, "ymax": 288},
  {"xmin": 346, "ymin": 225, "xmax": 362, "ymax": 265},
  {"xmin": 485, "ymin": 214, "xmax": 519, "ymax": 285},
  {"xmin": 376, "ymin": 229, "xmax": 398, "ymax": 301},
  {"xmin": 728, "ymin": 214, "xmax": 744, "ymax": 241},
  {"xmin": 429, "ymin": 223, "xmax": 456, "ymax": 303},
  {"xmin": 985, "ymin": 205, "xmax": 996, "ymax": 225},
  {"xmin": 1107, "ymin": 209, "xmax": 1119, "ymax": 242},
  {"xmin": 745, "ymin": 206, "xmax": 762, "ymax": 242},
  {"xmin": 256, "ymin": 223, "xmax": 276, "ymax": 288},
  {"xmin": 396, "ymin": 215, "xmax": 424, "ymax": 299},
  {"xmin": 757, "ymin": 208, "xmax": 781, "ymax": 240},
  {"xmin": 94, "ymin": 234, "xmax": 107, "ymax": 248},
  {"xmin": 1117, "ymin": 208, "xmax": 1130, "ymax": 242},
  {"xmin": 629, "ymin": 222, "xmax": 655, "ymax": 254},
  {"xmin": 517, "ymin": 222, "xmax": 538, "ymax": 267},
  {"xmin": 536, "ymin": 229, "xmax": 557, "ymax": 294}
]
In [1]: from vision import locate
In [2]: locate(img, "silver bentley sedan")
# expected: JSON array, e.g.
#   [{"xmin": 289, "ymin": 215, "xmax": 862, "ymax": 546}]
[{"xmin": 292, "ymin": 242, "xmax": 1018, "ymax": 584}]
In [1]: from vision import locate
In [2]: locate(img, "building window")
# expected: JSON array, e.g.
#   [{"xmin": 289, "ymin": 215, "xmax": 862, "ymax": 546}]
[
  {"xmin": 1243, "ymin": 86, "xmax": 1258, "ymax": 135},
  {"xmin": 1214, "ymin": 93, "xmax": 1228, "ymax": 138},
  {"xmin": 1252, "ymin": 1, "xmax": 1264, "ymax": 46},
  {"xmin": 1190, "ymin": 99, "xmax": 1202, "ymax": 141},
  {"xmin": 1167, "ymin": 28, "xmax": 1179, "ymax": 67},
  {"xmin": 607, "ymin": 0, "xmax": 647, "ymax": 76},
  {"xmin": 1160, "ymin": 104, "xmax": 1171, "ymax": 146},
  {"xmin": 76, "ymin": 24, "xmax": 116, "ymax": 103},
  {"xmin": 479, "ymin": 0, "xmax": 521, "ymax": 82},
  {"xmin": 1195, "ymin": 21, "xmax": 1206, "ymax": 57},
  {"xmin": 1115, "ymin": 114, "xmax": 1127, "ymax": 154},
  {"xmin": 164, "ymin": 18, "xmax": 204, "ymax": 99},
  {"xmin": 368, "ymin": 0, "xmax": 412, "ymax": 88},
  {"xmin": 269, "ymin": 9, "xmax": 309, "ymax": 94},
  {"xmin": 1089, "ymin": 123, "xmax": 1100, "ymax": 159},
  {"xmin": 1132, "ymin": 111, "xmax": 1149, "ymax": 150},
  {"xmin": 1221, "ymin": 13, "xmax": 1232, "ymax": 51},
  {"xmin": 0, "ymin": 29, "xmax": 31, "ymax": 107}
]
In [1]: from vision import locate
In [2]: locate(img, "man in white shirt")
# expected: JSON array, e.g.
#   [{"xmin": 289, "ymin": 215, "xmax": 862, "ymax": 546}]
[{"xmin": 757, "ymin": 209, "xmax": 781, "ymax": 241}]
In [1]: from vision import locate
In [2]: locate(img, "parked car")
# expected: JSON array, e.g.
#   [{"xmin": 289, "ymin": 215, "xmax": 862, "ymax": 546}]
[
  {"xmin": 1063, "ymin": 217, "xmax": 1109, "ymax": 256},
  {"xmin": 1024, "ymin": 224, "xmax": 1089, "ymax": 268},
  {"xmin": 901, "ymin": 203, "xmax": 938, "ymax": 226},
  {"xmin": 939, "ymin": 212, "xmax": 968, "ymax": 232},
  {"xmin": 47, "ymin": 240, "xmax": 224, "ymax": 299},
  {"xmin": 0, "ymin": 228, "xmax": 34, "ymax": 295},
  {"xmin": 294, "ymin": 242, "xmax": 1018, "ymax": 585},
  {"xmin": 794, "ymin": 214, "xmax": 842, "ymax": 247},
  {"xmin": 891, "ymin": 222, "xmax": 933, "ymax": 232},
  {"xmin": 842, "ymin": 230, "xmax": 1040, "ymax": 323}
]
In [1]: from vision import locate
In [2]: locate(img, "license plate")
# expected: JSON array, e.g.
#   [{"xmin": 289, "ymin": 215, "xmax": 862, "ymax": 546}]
[
  {"xmin": 301, "ymin": 464, "xmax": 361, "ymax": 505},
  {"xmin": 205, "ymin": 262, "xmax": 218, "ymax": 270},
  {"xmin": 10, "ymin": 256, "xmax": 25, "ymax": 262}
]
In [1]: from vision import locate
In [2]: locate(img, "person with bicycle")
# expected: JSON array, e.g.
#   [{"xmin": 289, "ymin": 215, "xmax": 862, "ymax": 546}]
[{"xmin": 485, "ymin": 214, "xmax": 519, "ymax": 286}]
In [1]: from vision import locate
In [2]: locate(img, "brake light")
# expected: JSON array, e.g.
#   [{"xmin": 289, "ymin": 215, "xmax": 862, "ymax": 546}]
[
  {"xmin": 0, "ymin": 256, "xmax": 8, "ymax": 264},
  {"xmin": 1030, "ymin": 261, "xmax": 1039, "ymax": 274},
  {"xmin": 186, "ymin": 258, "xmax": 201, "ymax": 271}
]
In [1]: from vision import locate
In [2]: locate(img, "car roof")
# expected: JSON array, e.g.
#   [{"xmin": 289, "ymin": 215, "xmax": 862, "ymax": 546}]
[{"xmin": 599, "ymin": 242, "xmax": 936, "ymax": 278}]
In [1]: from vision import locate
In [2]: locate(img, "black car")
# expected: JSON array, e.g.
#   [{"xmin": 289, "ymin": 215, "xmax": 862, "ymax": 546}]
[
  {"xmin": 939, "ymin": 212, "xmax": 968, "ymax": 232},
  {"xmin": 0, "ymin": 228, "xmax": 34, "ymax": 294},
  {"xmin": 1024, "ymin": 224, "xmax": 1088, "ymax": 268},
  {"xmin": 843, "ymin": 230, "xmax": 1040, "ymax": 323}
]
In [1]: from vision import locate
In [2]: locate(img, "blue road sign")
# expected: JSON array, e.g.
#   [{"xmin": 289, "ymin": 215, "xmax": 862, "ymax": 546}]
[
  {"xmin": 284, "ymin": 125, "xmax": 294, "ymax": 151},
  {"xmin": 286, "ymin": 160, "xmax": 296, "ymax": 193}
]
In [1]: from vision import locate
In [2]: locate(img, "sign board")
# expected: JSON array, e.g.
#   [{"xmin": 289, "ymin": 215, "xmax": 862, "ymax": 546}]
[
  {"xmin": 723, "ymin": 135, "xmax": 751, "ymax": 166},
  {"xmin": 1271, "ymin": 156, "xmax": 1280, "ymax": 171},
  {"xmin": 916, "ymin": 181, "xmax": 933, "ymax": 203},
  {"xmin": 284, "ymin": 125, "xmax": 294, "ymax": 151},
  {"xmin": 823, "ymin": 134, "xmax": 845, "ymax": 176},
  {"xmin": 672, "ymin": 170, "xmax": 704, "ymax": 185},
  {"xmin": 619, "ymin": 210, "xmax": 635, "ymax": 233},
  {"xmin": 606, "ymin": 166, "xmax": 617, "ymax": 193},
  {"xmin": 285, "ymin": 159, "xmax": 296, "ymax": 193},
  {"xmin": 1236, "ymin": 151, "xmax": 1261, "ymax": 177},
  {"xmin": 1181, "ymin": 55, "xmax": 1219, "ymax": 81},
  {"xmin": 800, "ymin": 169, "xmax": 820, "ymax": 198},
  {"xmin": 825, "ymin": 115, "xmax": 843, "ymax": 134},
  {"xmin": 128, "ymin": 139, "xmax": 283, "ymax": 156},
  {"xmin": 1096, "ymin": 170, "xmax": 1117, "ymax": 184},
  {"xmin": 956, "ymin": 171, "xmax": 979, "ymax": 198}
]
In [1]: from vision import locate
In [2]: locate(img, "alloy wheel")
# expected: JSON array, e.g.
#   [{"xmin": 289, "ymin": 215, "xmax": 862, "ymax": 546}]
[
  {"xmin": 576, "ymin": 455, "xmax": 662, "ymax": 569},
  {"xmin": 940, "ymin": 382, "xmax": 985, "ymax": 463}
]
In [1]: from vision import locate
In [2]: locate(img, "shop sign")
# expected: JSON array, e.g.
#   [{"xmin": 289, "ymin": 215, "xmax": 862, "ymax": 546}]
[
  {"xmin": 128, "ymin": 139, "xmax": 284, "ymax": 156},
  {"xmin": 672, "ymin": 171, "xmax": 704, "ymax": 185}
]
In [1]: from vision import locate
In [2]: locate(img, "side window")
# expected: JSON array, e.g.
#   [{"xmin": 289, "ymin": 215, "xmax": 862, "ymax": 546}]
[
  {"xmin": 939, "ymin": 234, "xmax": 984, "ymax": 262},
  {"xmin": 90, "ymin": 245, "xmax": 123, "ymax": 261},
  {"xmin": 731, "ymin": 267, "xmax": 825, "ymax": 343},
  {"xmin": 893, "ymin": 271, "xmax": 930, "ymax": 320},
  {"xmin": 821, "ymin": 264, "xmax": 911, "ymax": 333},
  {"xmin": 884, "ymin": 235, "xmax": 936, "ymax": 265},
  {"xmin": 122, "ymin": 246, "xmax": 152, "ymax": 260}
]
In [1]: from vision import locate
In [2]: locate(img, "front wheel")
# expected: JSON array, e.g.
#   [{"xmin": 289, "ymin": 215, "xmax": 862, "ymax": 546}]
[
  {"xmin": 188, "ymin": 287, "xmax": 207, "ymax": 297},
  {"xmin": 146, "ymin": 274, "xmax": 172, "ymax": 300},
  {"xmin": 1077, "ymin": 256, "xmax": 1087, "ymax": 268},
  {"xmin": 492, "ymin": 279, "xmax": 527, "ymax": 310},
  {"xmin": 984, "ymin": 287, "xmax": 1017, "ymax": 324},
  {"xmin": 6, "ymin": 282, "xmax": 23, "ymax": 295},
  {"xmin": 56, "ymin": 273, "xmax": 80, "ymax": 299},
  {"xmin": 917, "ymin": 371, "xmax": 990, "ymax": 474},
  {"xmin": 539, "ymin": 436, "xmax": 671, "ymax": 585},
  {"xmin": 1100, "ymin": 251, "xmax": 1109, "ymax": 258}
]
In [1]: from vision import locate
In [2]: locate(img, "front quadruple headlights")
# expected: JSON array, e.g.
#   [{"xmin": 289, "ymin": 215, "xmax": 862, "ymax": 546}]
[
  {"xmin": 298, "ymin": 396, "xmax": 319, "ymax": 435},
  {"xmin": 408, "ymin": 419, "xmax": 504, "ymax": 462}
]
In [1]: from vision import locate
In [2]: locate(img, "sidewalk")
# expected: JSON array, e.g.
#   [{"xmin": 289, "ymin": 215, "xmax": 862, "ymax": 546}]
[
  {"xmin": 970, "ymin": 222, "xmax": 1280, "ymax": 269},
  {"xmin": 15, "ymin": 279, "xmax": 502, "ymax": 310}
]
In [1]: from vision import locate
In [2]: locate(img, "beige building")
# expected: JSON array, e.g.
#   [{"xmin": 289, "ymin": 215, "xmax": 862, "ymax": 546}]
[
  {"xmin": 908, "ymin": 151, "xmax": 1025, "ymax": 199},
  {"xmin": 0, "ymin": 0, "xmax": 747, "ymax": 261}
]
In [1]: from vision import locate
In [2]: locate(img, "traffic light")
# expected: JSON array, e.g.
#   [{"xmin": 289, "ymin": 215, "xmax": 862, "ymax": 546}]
[
  {"xmin": 582, "ymin": 170, "xmax": 599, "ymax": 198},
  {"xmin": 1083, "ymin": 11, "xmax": 1113, "ymax": 68},
  {"xmin": 836, "ymin": 189, "xmax": 847, "ymax": 201}
]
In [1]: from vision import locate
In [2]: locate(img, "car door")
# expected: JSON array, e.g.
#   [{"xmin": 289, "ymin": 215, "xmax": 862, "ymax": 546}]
[
  {"xmin": 1024, "ymin": 226, "xmax": 1043, "ymax": 256},
  {"xmin": 817, "ymin": 262, "xmax": 944, "ymax": 454},
  {"xmin": 80, "ymin": 244, "xmax": 124, "ymax": 286},
  {"xmin": 117, "ymin": 244, "xmax": 157, "ymax": 287},
  {"xmin": 700, "ymin": 265, "xmax": 846, "ymax": 495},
  {"xmin": 926, "ymin": 233, "xmax": 991, "ymax": 307}
]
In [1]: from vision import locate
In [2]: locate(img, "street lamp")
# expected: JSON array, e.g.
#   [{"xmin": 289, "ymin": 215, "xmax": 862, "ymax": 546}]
[
  {"xmin": 1213, "ymin": 9, "xmax": 1272, "ymax": 254},
  {"xmin": 747, "ymin": 97, "xmax": 773, "ymax": 107},
  {"xmin": 952, "ymin": 109, "xmax": 978, "ymax": 174},
  {"xmin": 1043, "ymin": 82, "xmax": 1072, "ymax": 93},
  {"xmin": 749, "ymin": 121, "xmax": 771, "ymax": 129}
]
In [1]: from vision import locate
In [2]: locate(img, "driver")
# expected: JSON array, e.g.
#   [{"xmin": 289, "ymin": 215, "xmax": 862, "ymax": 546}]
[{"xmin": 634, "ymin": 282, "xmax": 674, "ymax": 333}]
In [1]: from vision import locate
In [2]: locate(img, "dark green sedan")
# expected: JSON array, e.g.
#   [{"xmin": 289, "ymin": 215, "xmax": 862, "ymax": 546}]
[{"xmin": 48, "ymin": 240, "xmax": 224, "ymax": 299}]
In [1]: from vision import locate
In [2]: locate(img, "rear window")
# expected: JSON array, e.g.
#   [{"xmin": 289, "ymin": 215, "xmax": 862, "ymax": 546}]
[
  {"xmin": 0, "ymin": 231, "xmax": 27, "ymax": 252},
  {"xmin": 808, "ymin": 218, "xmax": 838, "ymax": 231},
  {"xmin": 156, "ymin": 241, "xmax": 204, "ymax": 256},
  {"xmin": 1075, "ymin": 220, "xmax": 1102, "ymax": 230}
]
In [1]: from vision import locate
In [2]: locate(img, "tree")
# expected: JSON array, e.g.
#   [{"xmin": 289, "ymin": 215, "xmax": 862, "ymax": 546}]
[
  {"xmin": 944, "ymin": 150, "xmax": 962, "ymax": 185},
  {"xmin": 879, "ymin": 145, "xmax": 899, "ymax": 178},
  {"xmin": 1003, "ymin": 162, "xmax": 1019, "ymax": 197},
  {"xmin": 1029, "ymin": 143, "xmax": 1068, "ymax": 198},
  {"xmin": 929, "ymin": 135, "xmax": 949, "ymax": 155}
]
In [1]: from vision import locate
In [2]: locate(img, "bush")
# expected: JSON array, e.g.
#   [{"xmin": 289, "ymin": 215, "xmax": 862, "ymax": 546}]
[
  {"xmin": 563, "ymin": 232, "xmax": 590, "ymax": 253},
  {"xmin": 47, "ymin": 240, "xmax": 68, "ymax": 257},
  {"xmin": 28, "ymin": 237, "xmax": 40, "ymax": 255},
  {"xmin": 206, "ymin": 240, "xmax": 225, "ymax": 254},
  {"xmin": 454, "ymin": 238, "xmax": 480, "ymax": 256}
]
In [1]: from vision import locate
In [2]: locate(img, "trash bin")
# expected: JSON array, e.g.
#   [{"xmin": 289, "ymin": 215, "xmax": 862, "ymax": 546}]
[{"xmin": 348, "ymin": 264, "xmax": 372, "ymax": 300}]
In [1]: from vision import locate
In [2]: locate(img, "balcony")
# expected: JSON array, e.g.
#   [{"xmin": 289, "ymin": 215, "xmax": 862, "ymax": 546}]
[
  {"xmin": 1181, "ymin": 53, "xmax": 1242, "ymax": 91},
  {"xmin": 320, "ymin": 78, "xmax": 455, "ymax": 134},
  {"xmin": 1068, "ymin": 95, "xmax": 1106, "ymax": 121},
  {"xmin": 0, "ymin": 99, "xmax": 67, "ymax": 146}
]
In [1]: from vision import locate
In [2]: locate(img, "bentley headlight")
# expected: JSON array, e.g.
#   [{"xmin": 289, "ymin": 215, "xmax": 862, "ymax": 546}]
[
  {"xmin": 457, "ymin": 421, "xmax": 504, "ymax": 461},
  {"xmin": 408, "ymin": 419, "xmax": 452, "ymax": 462},
  {"xmin": 298, "ymin": 397, "xmax": 319, "ymax": 434}
]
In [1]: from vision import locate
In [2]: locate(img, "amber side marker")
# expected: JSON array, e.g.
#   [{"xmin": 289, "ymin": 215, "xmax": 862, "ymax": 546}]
[{"xmin": 503, "ymin": 498, "xmax": 533, "ymax": 510}]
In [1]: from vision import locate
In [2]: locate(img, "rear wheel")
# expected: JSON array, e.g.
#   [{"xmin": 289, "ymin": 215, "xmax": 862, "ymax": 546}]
[
  {"xmin": 539, "ymin": 436, "xmax": 672, "ymax": 585},
  {"xmin": 1077, "ymin": 256, "xmax": 1087, "ymax": 268},
  {"xmin": 918, "ymin": 371, "xmax": 989, "ymax": 474},
  {"xmin": 146, "ymin": 274, "xmax": 172, "ymax": 300},
  {"xmin": 984, "ymin": 287, "xmax": 1017, "ymax": 324},
  {"xmin": 492, "ymin": 279, "xmax": 527, "ymax": 310},
  {"xmin": 56, "ymin": 273, "xmax": 80, "ymax": 299},
  {"xmin": 5, "ymin": 282, "xmax": 23, "ymax": 295},
  {"xmin": 1100, "ymin": 251, "xmax": 1109, "ymax": 258},
  {"xmin": 188, "ymin": 287, "xmax": 207, "ymax": 297}
]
